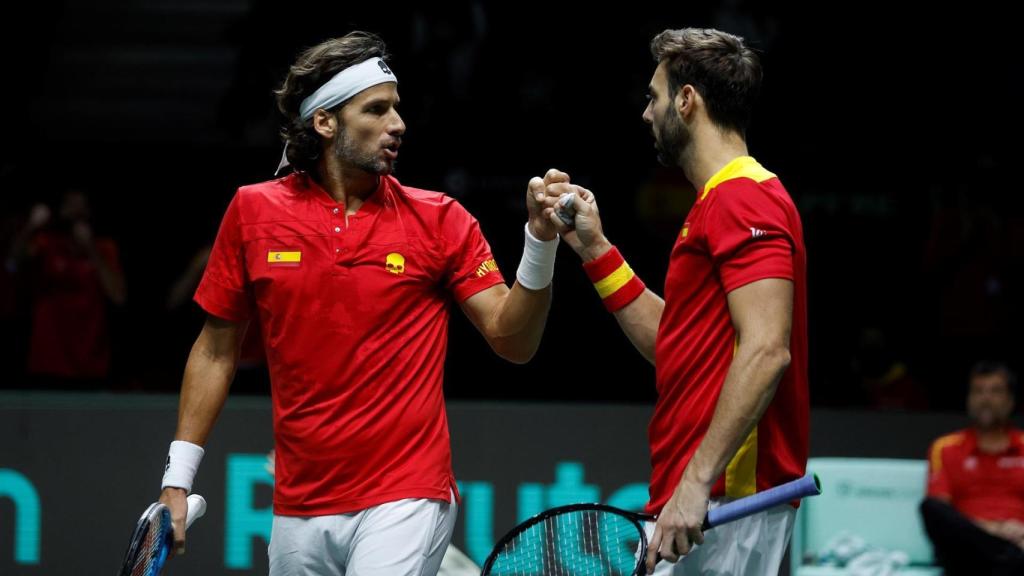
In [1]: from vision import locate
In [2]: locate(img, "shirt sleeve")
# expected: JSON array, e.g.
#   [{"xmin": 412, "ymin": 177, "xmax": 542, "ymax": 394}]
[
  {"xmin": 441, "ymin": 199, "xmax": 505, "ymax": 302},
  {"xmin": 704, "ymin": 181, "xmax": 796, "ymax": 293},
  {"xmin": 194, "ymin": 192, "xmax": 252, "ymax": 321}
]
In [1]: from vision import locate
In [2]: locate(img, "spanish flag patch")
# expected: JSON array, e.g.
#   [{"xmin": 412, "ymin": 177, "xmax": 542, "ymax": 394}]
[{"xmin": 268, "ymin": 251, "xmax": 301, "ymax": 266}]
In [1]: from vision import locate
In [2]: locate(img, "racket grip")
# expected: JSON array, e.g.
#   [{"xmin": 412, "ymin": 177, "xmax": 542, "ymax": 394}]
[
  {"xmin": 703, "ymin": 473, "xmax": 821, "ymax": 529},
  {"xmin": 556, "ymin": 193, "xmax": 576, "ymax": 227},
  {"xmin": 185, "ymin": 494, "xmax": 207, "ymax": 529}
]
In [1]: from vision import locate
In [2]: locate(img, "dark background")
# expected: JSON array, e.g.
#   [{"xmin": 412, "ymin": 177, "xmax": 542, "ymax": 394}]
[{"xmin": 1, "ymin": 1, "xmax": 1021, "ymax": 411}]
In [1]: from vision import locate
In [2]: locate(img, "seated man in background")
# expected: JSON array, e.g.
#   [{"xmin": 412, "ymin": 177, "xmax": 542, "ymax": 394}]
[{"xmin": 921, "ymin": 361, "xmax": 1024, "ymax": 575}]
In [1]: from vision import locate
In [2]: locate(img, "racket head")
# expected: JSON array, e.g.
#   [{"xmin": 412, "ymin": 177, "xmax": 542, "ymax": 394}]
[
  {"xmin": 118, "ymin": 502, "xmax": 173, "ymax": 576},
  {"xmin": 481, "ymin": 503, "xmax": 654, "ymax": 576}
]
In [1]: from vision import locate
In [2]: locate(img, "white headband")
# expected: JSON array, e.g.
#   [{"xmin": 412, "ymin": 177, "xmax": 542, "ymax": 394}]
[
  {"xmin": 299, "ymin": 57, "xmax": 397, "ymax": 120},
  {"xmin": 277, "ymin": 57, "xmax": 398, "ymax": 174}
]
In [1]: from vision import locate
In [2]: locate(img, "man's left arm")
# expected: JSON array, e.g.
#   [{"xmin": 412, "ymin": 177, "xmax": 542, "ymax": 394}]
[{"xmin": 649, "ymin": 278, "xmax": 793, "ymax": 566}]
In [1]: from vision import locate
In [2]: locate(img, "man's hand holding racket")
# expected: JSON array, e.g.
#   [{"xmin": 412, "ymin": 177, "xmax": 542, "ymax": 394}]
[
  {"xmin": 158, "ymin": 487, "xmax": 189, "ymax": 556},
  {"xmin": 647, "ymin": 475, "xmax": 709, "ymax": 572},
  {"xmin": 480, "ymin": 473, "xmax": 821, "ymax": 575},
  {"xmin": 119, "ymin": 439, "xmax": 209, "ymax": 575},
  {"xmin": 118, "ymin": 492, "xmax": 207, "ymax": 576}
]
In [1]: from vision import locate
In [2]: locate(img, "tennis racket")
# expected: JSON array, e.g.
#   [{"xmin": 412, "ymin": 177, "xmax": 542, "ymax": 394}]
[
  {"xmin": 117, "ymin": 493, "xmax": 207, "ymax": 576},
  {"xmin": 481, "ymin": 472, "xmax": 820, "ymax": 576}
]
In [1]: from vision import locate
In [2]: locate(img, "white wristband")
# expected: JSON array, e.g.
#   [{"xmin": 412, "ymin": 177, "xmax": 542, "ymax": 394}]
[
  {"xmin": 516, "ymin": 222, "xmax": 559, "ymax": 290},
  {"xmin": 161, "ymin": 440, "xmax": 205, "ymax": 493}
]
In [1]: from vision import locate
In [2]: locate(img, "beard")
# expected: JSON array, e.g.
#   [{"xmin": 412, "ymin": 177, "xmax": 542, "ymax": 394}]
[
  {"xmin": 654, "ymin": 108, "xmax": 689, "ymax": 168},
  {"xmin": 970, "ymin": 404, "xmax": 1010, "ymax": 431},
  {"xmin": 333, "ymin": 127, "xmax": 396, "ymax": 175}
]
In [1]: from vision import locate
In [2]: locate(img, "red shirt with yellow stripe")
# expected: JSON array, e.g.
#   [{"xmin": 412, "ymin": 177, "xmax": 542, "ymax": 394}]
[
  {"xmin": 927, "ymin": 428, "xmax": 1024, "ymax": 522},
  {"xmin": 196, "ymin": 172, "xmax": 504, "ymax": 516},
  {"xmin": 646, "ymin": 156, "xmax": 809, "ymax": 514}
]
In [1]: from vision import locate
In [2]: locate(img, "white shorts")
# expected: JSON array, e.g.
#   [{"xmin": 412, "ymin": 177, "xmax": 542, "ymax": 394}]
[
  {"xmin": 268, "ymin": 491, "xmax": 457, "ymax": 576},
  {"xmin": 645, "ymin": 500, "xmax": 796, "ymax": 576}
]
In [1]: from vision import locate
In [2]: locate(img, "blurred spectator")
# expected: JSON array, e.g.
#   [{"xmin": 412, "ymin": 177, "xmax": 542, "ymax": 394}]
[
  {"xmin": 0, "ymin": 208, "xmax": 25, "ymax": 374},
  {"xmin": 7, "ymin": 189, "xmax": 125, "ymax": 388},
  {"xmin": 920, "ymin": 361, "xmax": 1024, "ymax": 574}
]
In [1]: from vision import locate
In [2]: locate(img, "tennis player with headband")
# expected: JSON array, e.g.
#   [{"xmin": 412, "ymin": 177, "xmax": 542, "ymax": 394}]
[
  {"xmin": 540, "ymin": 28, "xmax": 809, "ymax": 575},
  {"xmin": 156, "ymin": 31, "xmax": 564, "ymax": 576}
]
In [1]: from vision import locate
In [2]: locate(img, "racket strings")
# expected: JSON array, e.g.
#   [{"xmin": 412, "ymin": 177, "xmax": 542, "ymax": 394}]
[
  {"xmin": 490, "ymin": 510, "xmax": 643, "ymax": 575},
  {"xmin": 131, "ymin": 509, "xmax": 173, "ymax": 576}
]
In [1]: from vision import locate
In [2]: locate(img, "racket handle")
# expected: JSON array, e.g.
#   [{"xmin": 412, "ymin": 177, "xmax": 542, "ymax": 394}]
[
  {"xmin": 703, "ymin": 473, "xmax": 821, "ymax": 530},
  {"xmin": 556, "ymin": 193, "xmax": 576, "ymax": 227},
  {"xmin": 185, "ymin": 494, "xmax": 207, "ymax": 529}
]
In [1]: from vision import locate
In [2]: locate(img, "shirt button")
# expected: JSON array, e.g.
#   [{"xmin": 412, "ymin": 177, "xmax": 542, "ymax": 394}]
[
  {"xmin": 332, "ymin": 207, "xmax": 339, "ymax": 214},
  {"xmin": 334, "ymin": 226, "xmax": 341, "ymax": 233}
]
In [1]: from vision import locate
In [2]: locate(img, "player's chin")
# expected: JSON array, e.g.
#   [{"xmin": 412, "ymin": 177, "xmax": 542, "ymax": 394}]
[{"xmin": 374, "ymin": 159, "xmax": 397, "ymax": 175}]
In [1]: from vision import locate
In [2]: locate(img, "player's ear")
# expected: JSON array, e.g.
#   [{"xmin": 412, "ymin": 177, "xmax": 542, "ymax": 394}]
[
  {"xmin": 676, "ymin": 85, "xmax": 697, "ymax": 119},
  {"xmin": 313, "ymin": 109, "xmax": 338, "ymax": 139}
]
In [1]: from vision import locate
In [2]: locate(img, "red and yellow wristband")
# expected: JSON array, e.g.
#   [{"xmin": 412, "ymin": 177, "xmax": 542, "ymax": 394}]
[{"xmin": 582, "ymin": 246, "xmax": 645, "ymax": 312}]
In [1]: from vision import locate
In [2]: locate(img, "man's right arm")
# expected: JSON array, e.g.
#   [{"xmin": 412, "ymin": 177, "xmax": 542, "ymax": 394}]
[
  {"xmin": 159, "ymin": 315, "xmax": 247, "ymax": 555},
  {"xmin": 542, "ymin": 179, "xmax": 663, "ymax": 364},
  {"xmin": 579, "ymin": 240, "xmax": 663, "ymax": 365}
]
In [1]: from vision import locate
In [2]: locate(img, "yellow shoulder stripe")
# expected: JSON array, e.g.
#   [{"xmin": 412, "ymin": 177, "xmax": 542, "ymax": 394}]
[
  {"xmin": 699, "ymin": 156, "xmax": 777, "ymax": 201},
  {"xmin": 929, "ymin": 433, "xmax": 964, "ymax": 472}
]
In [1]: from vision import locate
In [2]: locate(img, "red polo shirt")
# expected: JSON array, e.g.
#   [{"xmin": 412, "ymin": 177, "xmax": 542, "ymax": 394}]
[
  {"xmin": 927, "ymin": 428, "xmax": 1024, "ymax": 522},
  {"xmin": 647, "ymin": 156, "xmax": 809, "ymax": 514},
  {"xmin": 196, "ymin": 172, "xmax": 504, "ymax": 515}
]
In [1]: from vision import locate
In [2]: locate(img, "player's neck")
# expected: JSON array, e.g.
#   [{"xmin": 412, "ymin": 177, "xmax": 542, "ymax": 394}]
[
  {"xmin": 317, "ymin": 157, "xmax": 379, "ymax": 212},
  {"xmin": 682, "ymin": 125, "xmax": 748, "ymax": 193},
  {"xmin": 975, "ymin": 425, "xmax": 1011, "ymax": 453}
]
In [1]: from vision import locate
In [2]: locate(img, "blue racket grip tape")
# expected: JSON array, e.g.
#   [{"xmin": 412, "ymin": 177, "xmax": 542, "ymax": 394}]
[{"xmin": 703, "ymin": 473, "xmax": 821, "ymax": 529}]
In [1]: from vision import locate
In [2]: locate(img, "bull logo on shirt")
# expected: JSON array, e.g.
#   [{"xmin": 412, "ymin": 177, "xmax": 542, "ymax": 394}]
[{"xmin": 385, "ymin": 252, "xmax": 405, "ymax": 275}]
